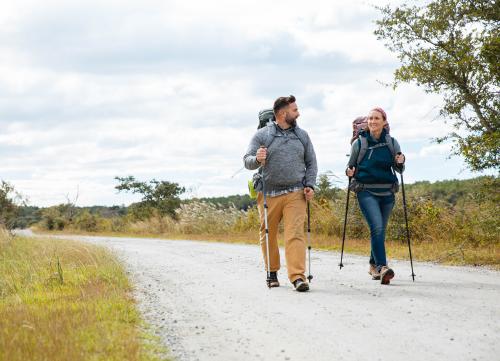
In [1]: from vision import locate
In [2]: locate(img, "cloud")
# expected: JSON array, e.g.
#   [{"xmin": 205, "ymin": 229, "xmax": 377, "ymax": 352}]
[
  {"xmin": 0, "ymin": 0, "xmax": 486, "ymax": 206},
  {"xmin": 417, "ymin": 143, "xmax": 453, "ymax": 157}
]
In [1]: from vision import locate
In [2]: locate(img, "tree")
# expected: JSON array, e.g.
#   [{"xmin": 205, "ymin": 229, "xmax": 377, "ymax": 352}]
[
  {"xmin": 375, "ymin": 0, "xmax": 499, "ymax": 171},
  {"xmin": 0, "ymin": 181, "xmax": 26, "ymax": 230},
  {"xmin": 114, "ymin": 176, "xmax": 185, "ymax": 219},
  {"xmin": 315, "ymin": 173, "xmax": 342, "ymax": 204}
]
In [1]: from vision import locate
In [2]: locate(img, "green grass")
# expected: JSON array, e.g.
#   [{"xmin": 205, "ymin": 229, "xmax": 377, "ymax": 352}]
[{"xmin": 0, "ymin": 231, "xmax": 171, "ymax": 361}]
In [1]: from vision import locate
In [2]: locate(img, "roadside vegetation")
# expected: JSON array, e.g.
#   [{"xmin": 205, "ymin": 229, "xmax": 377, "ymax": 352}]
[
  {"xmin": 0, "ymin": 230, "xmax": 170, "ymax": 361},
  {"xmin": 23, "ymin": 175, "xmax": 499, "ymax": 269}
]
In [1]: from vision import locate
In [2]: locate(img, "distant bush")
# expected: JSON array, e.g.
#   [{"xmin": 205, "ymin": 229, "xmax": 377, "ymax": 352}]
[
  {"xmin": 233, "ymin": 206, "xmax": 259, "ymax": 232},
  {"xmin": 40, "ymin": 206, "xmax": 68, "ymax": 231},
  {"xmin": 191, "ymin": 194, "xmax": 256, "ymax": 211},
  {"xmin": 176, "ymin": 201, "xmax": 245, "ymax": 234},
  {"xmin": 74, "ymin": 211, "xmax": 98, "ymax": 232}
]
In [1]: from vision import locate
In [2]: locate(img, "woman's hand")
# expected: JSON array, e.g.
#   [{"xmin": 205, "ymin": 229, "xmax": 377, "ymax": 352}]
[
  {"xmin": 395, "ymin": 153, "xmax": 405, "ymax": 164},
  {"xmin": 346, "ymin": 167, "xmax": 355, "ymax": 177}
]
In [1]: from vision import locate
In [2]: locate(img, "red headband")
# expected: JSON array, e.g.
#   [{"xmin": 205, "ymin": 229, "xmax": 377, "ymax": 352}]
[{"xmin": 370, "ymin": 107, "xmax": 387, "ymax": 121}]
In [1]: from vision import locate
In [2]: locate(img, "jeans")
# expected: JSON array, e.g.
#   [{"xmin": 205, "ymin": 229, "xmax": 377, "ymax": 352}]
[{"xmin": 357, "ymin": 191, "xmax": 395, "ymax": 269}]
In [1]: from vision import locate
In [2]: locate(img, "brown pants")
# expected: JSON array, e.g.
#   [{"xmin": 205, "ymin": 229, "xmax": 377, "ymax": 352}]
[{"xmin": 257, "ymin": 190, "xmax": 307, "ymax": 283}]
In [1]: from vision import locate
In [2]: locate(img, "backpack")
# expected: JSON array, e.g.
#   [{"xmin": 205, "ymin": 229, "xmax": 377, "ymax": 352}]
[{"xmin": 258, "ymin": 109, "xmax": 275, "ymax": 129}]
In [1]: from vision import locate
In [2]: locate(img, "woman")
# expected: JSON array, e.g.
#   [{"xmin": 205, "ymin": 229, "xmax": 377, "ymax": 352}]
[{"xmin": 346, "ymin": 107, "xmax": 405, "ymax": 285}]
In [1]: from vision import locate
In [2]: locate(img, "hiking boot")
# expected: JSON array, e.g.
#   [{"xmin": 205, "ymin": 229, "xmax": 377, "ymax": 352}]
[
  {"xmin": 369, "ymin": 264, "xmax": 381, "ymax": 280},
  {"xmin": 293, "ymin": 278, "xmax": 309, "ymax": 292},
  {"xmin": 267, "ymin": 271, "xmax": 280, "ymax": 288},
  {"xmin": 380, "ymin": 266, "xmax": 395, "ymax": 285}
]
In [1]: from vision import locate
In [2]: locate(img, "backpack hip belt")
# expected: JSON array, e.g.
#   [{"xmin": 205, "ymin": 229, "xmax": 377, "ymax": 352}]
[{"xmin": 349, "ymin": 179, "xmax": 399, "ymax": 193}]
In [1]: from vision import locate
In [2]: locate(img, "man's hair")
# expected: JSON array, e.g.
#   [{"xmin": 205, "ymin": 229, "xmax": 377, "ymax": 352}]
[{"xmin": 273, "ymin": 95, "xmax": 296, "ymax": 115}]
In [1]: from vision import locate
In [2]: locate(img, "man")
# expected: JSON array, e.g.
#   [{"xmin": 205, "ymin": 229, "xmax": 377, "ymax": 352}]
[{"xmin": 243, "ymin": 95, "xmax": 318, "ymax": 292}]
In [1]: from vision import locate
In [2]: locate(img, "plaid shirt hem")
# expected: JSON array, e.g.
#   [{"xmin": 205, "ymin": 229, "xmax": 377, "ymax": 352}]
[{"xmin": 264, "ymin": 186, "xmax": 304, "ymax": 198}]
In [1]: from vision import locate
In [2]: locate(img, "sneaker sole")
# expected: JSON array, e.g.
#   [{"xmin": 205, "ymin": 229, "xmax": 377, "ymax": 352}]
[
  {"xmin": 269, "ymin": 281, "xmax": 280, "ymax": 288},
  {"xmin": 295, "ymin": 282, "xmax": 309, "ymax": 292},
  {"xmin": 381, "ymin": 269, "xmax": 395, "ymax": 285}
]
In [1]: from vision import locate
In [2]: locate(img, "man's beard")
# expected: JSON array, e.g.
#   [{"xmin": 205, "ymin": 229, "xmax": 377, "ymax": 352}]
[{"xmin": 285, "ymin": 114, "xmax": 297, "ymax": 128}]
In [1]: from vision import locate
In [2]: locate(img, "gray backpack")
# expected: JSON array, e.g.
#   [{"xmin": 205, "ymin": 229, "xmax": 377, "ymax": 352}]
[{"xmin": 258, "ymin": 109, "xmax": 275, "ymax": 129}]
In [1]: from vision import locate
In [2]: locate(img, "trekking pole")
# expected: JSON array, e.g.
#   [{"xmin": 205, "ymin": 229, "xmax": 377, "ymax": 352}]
[
  {"xmin": 339, "ymin": 167, "xmax": 353, "ymax": 270},
  {"xmin": 306, "ymin": 201, "xmax": 313, "ymax": 282},
  {"xmin": 398, "ymin": 153, "xmax": 416, "ymax": 281},
  {"xmin": 260, "ymin": 146, "xmax": 272, "ymax": 288}
]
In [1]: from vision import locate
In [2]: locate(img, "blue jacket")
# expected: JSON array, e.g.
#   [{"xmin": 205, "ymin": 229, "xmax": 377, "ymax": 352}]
[{"xmin": 347, "ymin": 129, "xmax": 404, "ymax": 195}]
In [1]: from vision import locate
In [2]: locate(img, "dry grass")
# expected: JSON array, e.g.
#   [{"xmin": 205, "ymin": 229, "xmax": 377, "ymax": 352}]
[
  {"xmin": 36, "ymin": 227, "xmax": 499, "ymax": 270},
  {"xmin": 0, "ymin": 231, "xmax": 170, "ymax": 361},
  {"xmin": 145, "ymin": 230, "xmax": 500, "ymax": 270},
  {"xmin": 33, "ymin": 197, "xmax": 499, "ymax": 270}
]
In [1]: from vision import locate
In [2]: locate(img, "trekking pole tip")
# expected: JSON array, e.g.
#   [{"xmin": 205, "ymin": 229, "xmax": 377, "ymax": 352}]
[{"xmin": 307, "ymin": 275, "xmax": 313, "ymax": 282}]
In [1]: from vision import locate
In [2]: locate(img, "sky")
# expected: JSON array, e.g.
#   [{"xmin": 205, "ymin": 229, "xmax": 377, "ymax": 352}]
[{"xmin": 0, "ymin": 0, "xmax": 492, "ymax": 207}]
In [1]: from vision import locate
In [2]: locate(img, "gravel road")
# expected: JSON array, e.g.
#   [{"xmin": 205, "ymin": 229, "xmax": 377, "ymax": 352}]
[{"xmin": 24, "ymin": 232, "xmax": 500, "ymax": 361}]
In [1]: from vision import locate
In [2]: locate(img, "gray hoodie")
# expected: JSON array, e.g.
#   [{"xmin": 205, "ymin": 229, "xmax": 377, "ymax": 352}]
[{"xmin": 243, "ymin": 122, "xmax": 318, "ymax": 192}]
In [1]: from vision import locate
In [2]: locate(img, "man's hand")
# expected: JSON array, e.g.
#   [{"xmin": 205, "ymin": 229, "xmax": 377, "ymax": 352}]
[
  {"xmin": 304, "ymin": 187, "xmax": 314, "ymax": 201},
  {"xmin": 256, "ymin": 146, "xmax": 267, "ymax": 165}
]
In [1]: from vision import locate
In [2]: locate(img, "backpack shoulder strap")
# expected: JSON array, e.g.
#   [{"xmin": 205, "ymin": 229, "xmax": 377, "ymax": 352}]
[
  {"xmin": 356, "ymin": 136, "xmax": 368, "ymax": 165},
  {"xmin": 291, "ymin": 127, "xmax": 308, "ymax": 151},
  {"xmin": 264, "ymin": 123, "xmax": 276, "ymax": 148},
  {"xmin": 386, "ymin": 134, "xmax": 395, "ymax": 158},
  {"xmin": 264, "ymin": 124, "xmax": 308, "ymax": 153}
]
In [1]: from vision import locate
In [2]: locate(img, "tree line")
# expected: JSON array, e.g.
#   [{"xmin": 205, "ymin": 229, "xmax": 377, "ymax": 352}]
[{"xmin": 2, "ymin": 175, "xmax": 497, "ymax": 229}]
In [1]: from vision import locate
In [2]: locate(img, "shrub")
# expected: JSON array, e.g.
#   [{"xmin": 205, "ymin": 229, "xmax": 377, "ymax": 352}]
[
  {"xmin": 74, "ymin": 211, "xmax": 98, "ymax": 232},
  {"xmin": 176, "ymin": 201, "xmax": 244, "ymax": 234}
]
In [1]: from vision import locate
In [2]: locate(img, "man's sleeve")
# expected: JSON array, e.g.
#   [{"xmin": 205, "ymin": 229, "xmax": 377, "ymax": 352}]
[
  {"xmin": 243, "ymin": 132, "xmax": 262, "ymax": 170},
  {"xmin": 304, "ymin": 131, "xmax": 318, "ymax": 188}
]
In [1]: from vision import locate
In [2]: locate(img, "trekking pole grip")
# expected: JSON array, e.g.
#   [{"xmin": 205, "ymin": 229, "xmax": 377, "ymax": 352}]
[
  {"xmin": 396, "ymin": 151, "xmax": 405, "ymax": 165},
  {"xmin": 259, "ymin": 145, "xmax": 266, "ymax": 166},
  {"xmin": 346, "ymin": 165, "xmax": 354, "ymax": 179}
]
